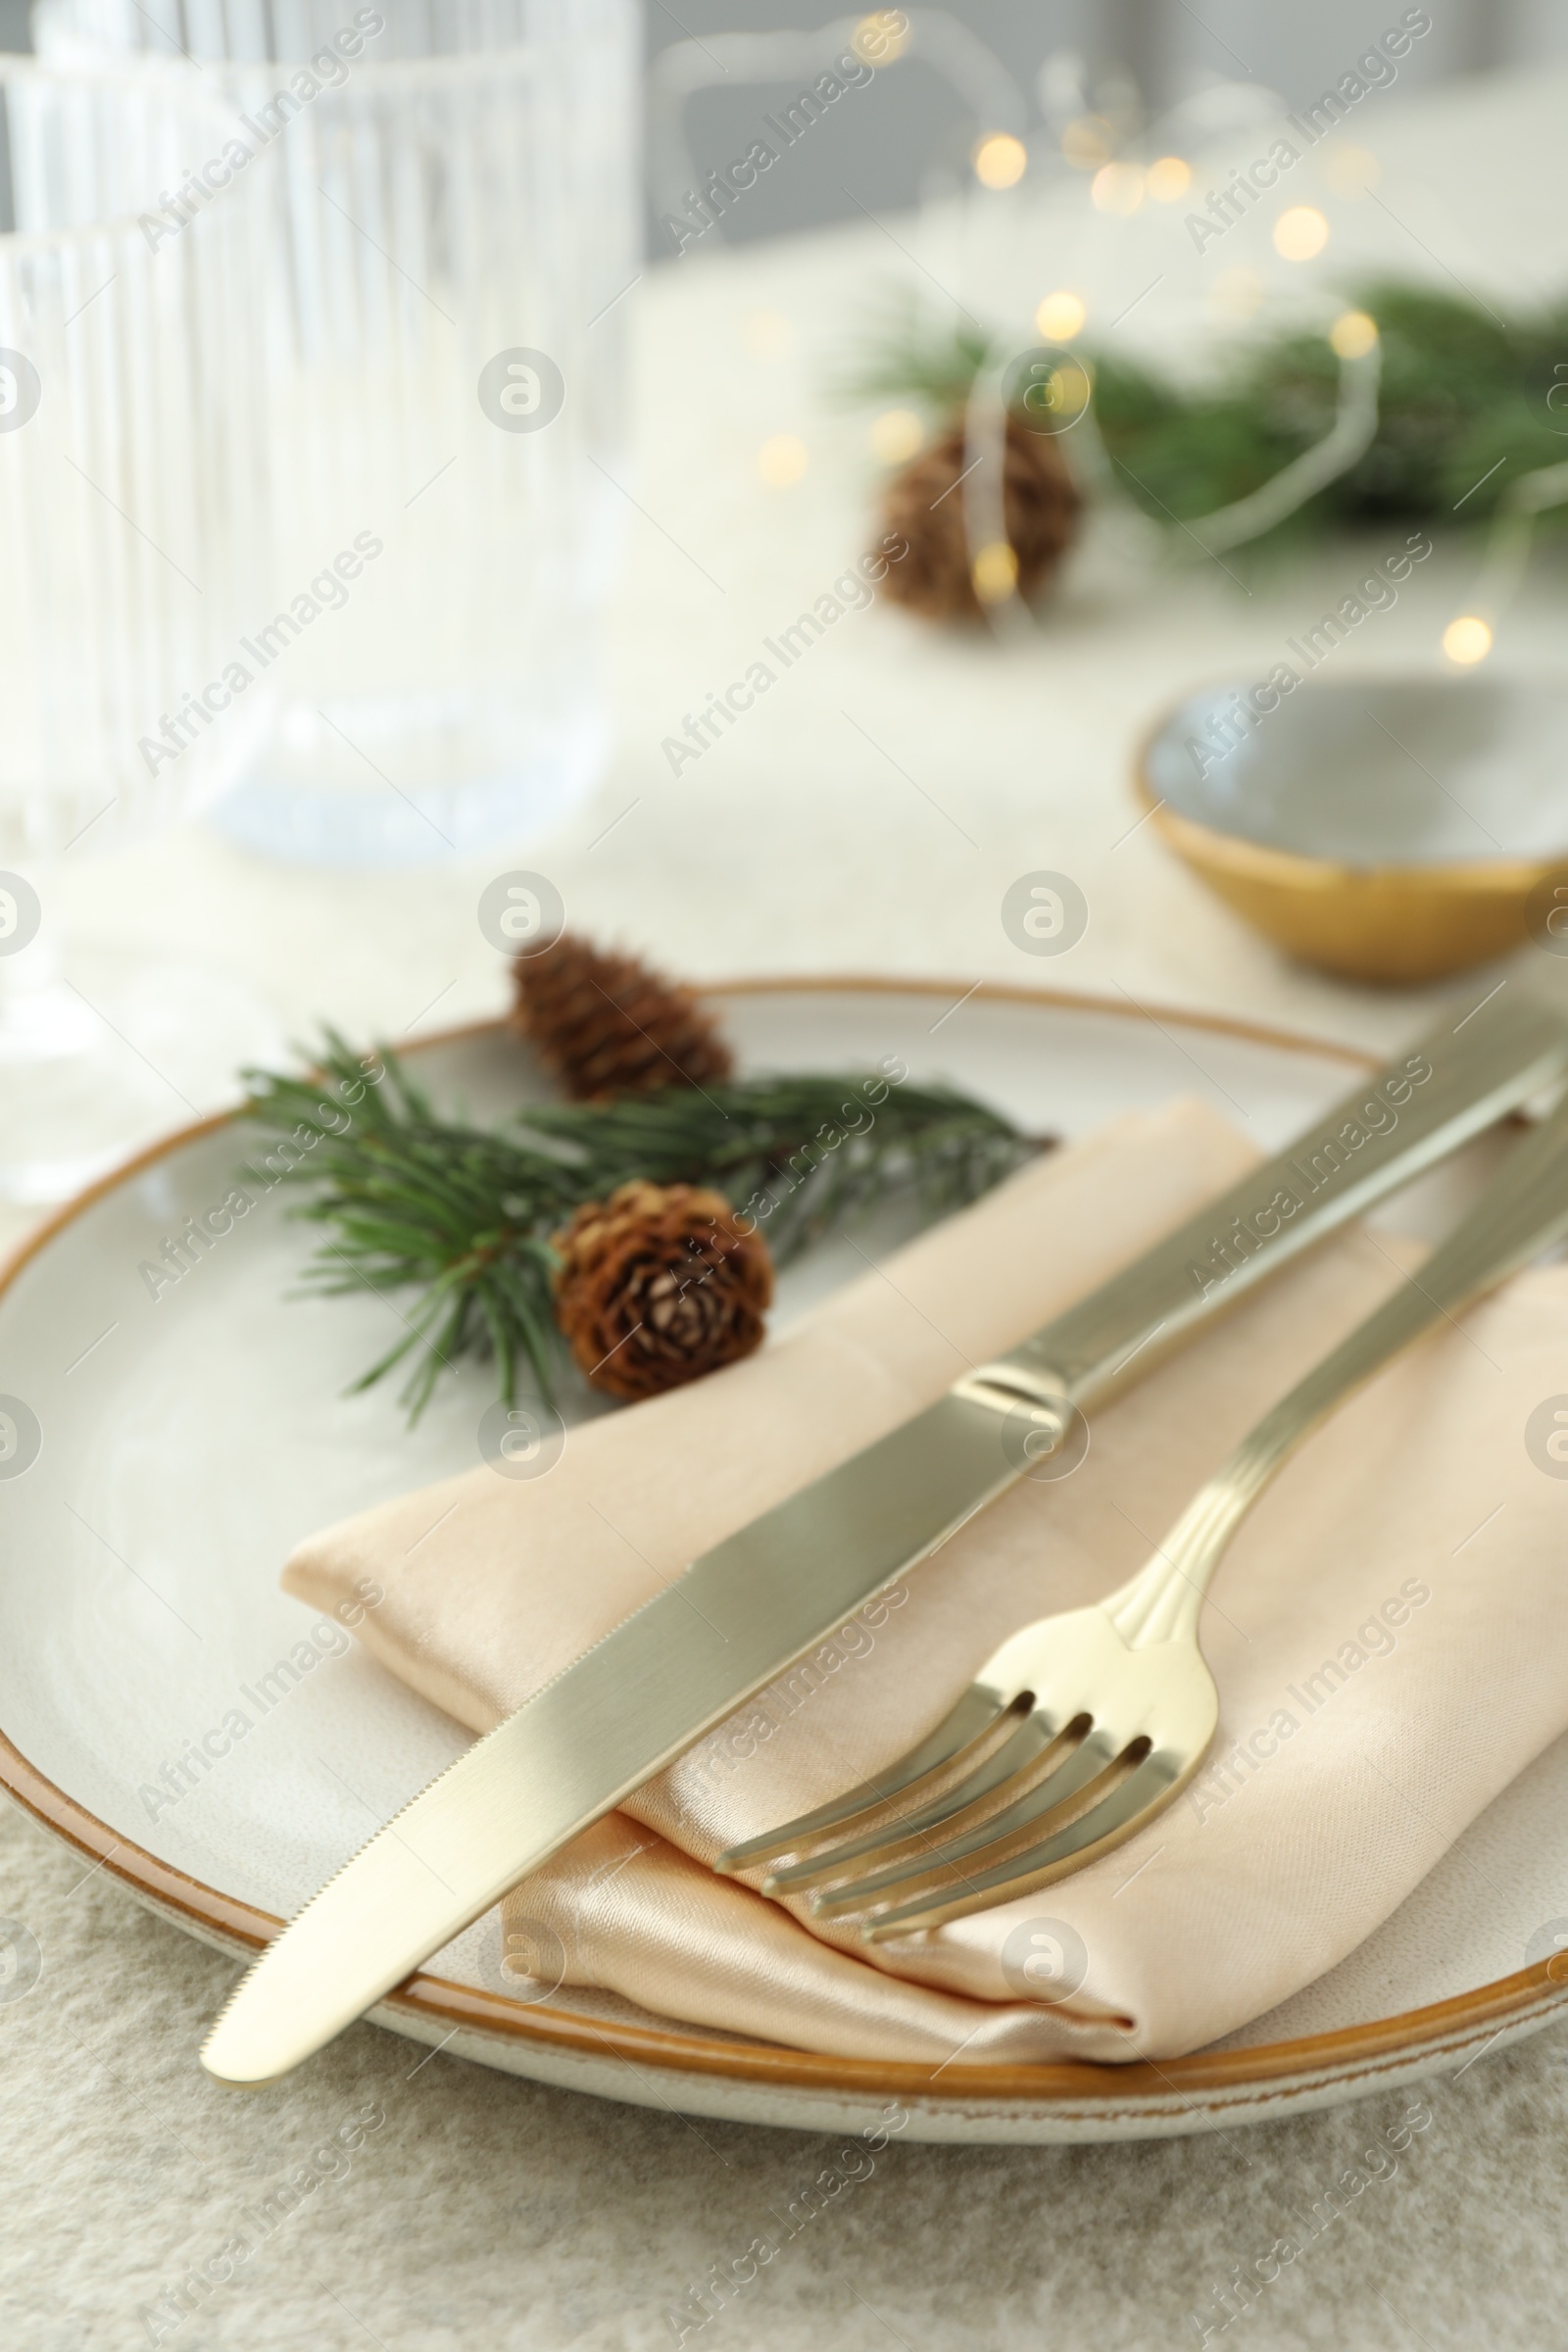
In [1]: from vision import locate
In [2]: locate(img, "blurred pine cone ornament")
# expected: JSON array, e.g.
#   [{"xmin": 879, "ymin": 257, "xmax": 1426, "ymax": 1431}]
[
  {"xmin": 512, "ymin": 932, "xmax": 734, "ymax": 1102},
  {"xmin": 877, "ymin": 416, "xmax": 1082, "ymax": 623},
  {"xmin": 552, "ymin": 1180, "xmax": 773, "ymax": 1400}
]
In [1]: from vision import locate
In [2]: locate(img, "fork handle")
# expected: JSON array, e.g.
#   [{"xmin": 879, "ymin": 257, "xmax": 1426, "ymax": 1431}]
[
  {"xmin": 1112, "ymin": 1085, "xmax": 1568, "ymax": 1648},
  {"xmin": 967, "ymin": 989, "xmax": 1567, "ymax": 1425}
]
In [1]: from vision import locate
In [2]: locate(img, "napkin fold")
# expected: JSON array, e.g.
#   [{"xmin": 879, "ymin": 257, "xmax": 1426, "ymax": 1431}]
[{"xmin": 285, "ymin": 1101, "xmax": 1568, "ymax": 2063}]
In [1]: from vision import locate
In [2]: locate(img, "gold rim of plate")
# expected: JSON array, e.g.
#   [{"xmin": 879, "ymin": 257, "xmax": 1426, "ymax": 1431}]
[{"xmin": 3, "ymin": 982, "xmax": 1566, "ymax": 2124}]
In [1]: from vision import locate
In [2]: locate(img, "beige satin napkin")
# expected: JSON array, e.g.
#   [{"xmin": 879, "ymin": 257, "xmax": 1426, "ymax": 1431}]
[{"xmin": 285, "ymin": 1100, "xmax": 1568, "ymax": 2063}]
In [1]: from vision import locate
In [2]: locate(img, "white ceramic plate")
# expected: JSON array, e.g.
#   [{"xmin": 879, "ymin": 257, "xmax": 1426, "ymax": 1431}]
[{"xmin": 3, "ymin": 980, "xmax": 1566, "ymax": 2145}]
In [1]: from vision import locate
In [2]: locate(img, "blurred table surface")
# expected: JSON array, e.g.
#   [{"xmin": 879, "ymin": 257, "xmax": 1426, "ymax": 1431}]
[{"xmin": 6, "ymin": 57, "xmax": 1568, "ymax": 2352}]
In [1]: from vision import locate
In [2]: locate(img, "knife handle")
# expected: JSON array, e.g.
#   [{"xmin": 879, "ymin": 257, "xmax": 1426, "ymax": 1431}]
[{"xmin": 967, "ymin": 989, "xmax": 1568, "ymax": 1421}]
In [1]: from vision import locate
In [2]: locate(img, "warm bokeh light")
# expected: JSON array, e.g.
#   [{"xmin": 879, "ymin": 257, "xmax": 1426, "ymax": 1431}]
[
  {"xmin": 1273, "ymin": 206, "xmax": 1330, "ymax": 261},
  {"xmin": 757, "ymin": 434, "xmax": 808, "ymax": 486},
  {"xmin": 973, "ymin": 132, "xmax": 1027, "ymax": 189},
  {"xmin": 971, "ymin": 541, "xmax": 1019, "ymax": 603},
  {"xmin": 1035, "ymin": 290, "xmax": 1086, "ymax": 341},
  {"xmin": 869, "ymin": 408, "xmax": 922, "ymax": 464},
  {"xmin": 1443, "ymin": 614, "xmax": 1493, "ymax": 664},
  {"xmin": 742, "ymin": 310, "xmax": 793, "ymax": 360},
  {"xmin": 1208, "ymin": 268, "xmax": 1265, "ymax": 322},
  {"xmin": 1322, "ymin": 143, "xmax": 1381, "ymax": 197},
  {"xmin": 1041, "ymin": 360, "xmax": 1092, "ymax": 426},
  {"xmin": 1330, "ymin": 309, "xmax": 1379, "ymax": 359},
  {"xmin": 1091, "ymin": 162, "xmax": 1145, "ymax": 215},
  {"xmin": 1146, "ymin": 155, "xmax": 1192, "ymax": 202},
  {"xmin": 1061, "ymin": 115, "xmax": 1113, "ymax": 169},
  {"xmin": 852, "ymin": 10, "xmax": 911, "ymax": 63}
]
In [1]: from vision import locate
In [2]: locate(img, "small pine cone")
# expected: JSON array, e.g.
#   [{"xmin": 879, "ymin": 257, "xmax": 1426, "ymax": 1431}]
[
  {"xmin": 512, "ymin": 932, "xmax": 734, "ymax": 1102},
  {"xmin": 877, "ymin": 414, "xmax": 1082, "ymax": 623},
  {"xmin": 552, "ymin": 1180, "xmax": 773, "ymax": 1401}
]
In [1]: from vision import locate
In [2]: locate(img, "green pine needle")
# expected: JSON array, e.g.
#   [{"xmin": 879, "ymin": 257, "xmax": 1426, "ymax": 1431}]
[
  {"xmin": 831, "ymin": 283, "xmax": 996, "ymax": 415},
  {"xmin": 241, "ymin": 1034, "xmax": 1036, "ymax": 1420},
  {"xmin": 843, "ymin": 275, "xmax": 1568, "ymax": 549}
]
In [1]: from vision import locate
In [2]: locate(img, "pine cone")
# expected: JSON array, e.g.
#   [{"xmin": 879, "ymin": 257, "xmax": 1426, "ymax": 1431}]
[
  {"xmin": 877, "ymin": 415, "xmax": 1081, "ymax": 623},
  {"xmin": 512, "ymin": 932, "xmax": 734, "ymax": 1102},
  {"xmin": 552, "ymin": 1181, "xmax": 773, "ymax": 1401}
]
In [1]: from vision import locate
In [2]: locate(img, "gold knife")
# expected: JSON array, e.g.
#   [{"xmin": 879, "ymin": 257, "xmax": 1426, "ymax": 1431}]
[{"xmin": 203, "ymin": 991, "xmax": 1568, "ymax": 2083}]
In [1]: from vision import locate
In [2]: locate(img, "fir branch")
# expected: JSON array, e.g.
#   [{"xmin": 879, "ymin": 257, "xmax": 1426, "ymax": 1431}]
[
  {"xmin": 829, "ymin": 280, "xmax": 997, "ymax": 414},
  {"xmin": 843, "ymin": 276, "xmax": 1568, "ymax": 549},
  {"xmin": 242, "ymin": 1035, "xmax": 1035, "ymax": 1419}
]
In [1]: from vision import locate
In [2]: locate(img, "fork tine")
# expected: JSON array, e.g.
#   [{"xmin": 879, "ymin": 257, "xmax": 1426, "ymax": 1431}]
[
  {"xmin": 764, "ymin": 1708, "xmax": 1094, "ymax": 1898},
  {"xmin": 808, "ymin": 1724, "xmax": 1133, "ymax": 1921},
  {"xmin": 858, "ymin": 1751, "xmax": 1184, "ymax": 1941},
  {"xmin": 712, "ymin": 1685, "xmax": 1019, "ymax": 1877}
]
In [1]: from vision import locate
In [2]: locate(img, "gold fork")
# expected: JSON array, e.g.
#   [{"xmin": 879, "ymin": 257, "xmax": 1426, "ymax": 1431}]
[{"xmin": 717, "ymin": 1087, "xmax": 1568, "ymax": 1942}]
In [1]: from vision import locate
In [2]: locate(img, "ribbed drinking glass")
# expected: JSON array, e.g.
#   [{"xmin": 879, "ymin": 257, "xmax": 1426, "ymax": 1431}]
[
  {"xmin": 37, "ymin": 0, "xmax": 640, "ymax": 865},
  {"xmin": 0, "ymin": 61, "xmax": 277, "ymax": 1201}
]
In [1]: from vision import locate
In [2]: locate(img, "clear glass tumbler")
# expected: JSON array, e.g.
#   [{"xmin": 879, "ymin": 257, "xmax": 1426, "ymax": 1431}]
[
  {"xmin": 0, "ymin": 62, "xmax": 279, "ymax": 1202},
  {"xmin": 38, "ymin": 0, "xmax": 640, "ymax": 866}
]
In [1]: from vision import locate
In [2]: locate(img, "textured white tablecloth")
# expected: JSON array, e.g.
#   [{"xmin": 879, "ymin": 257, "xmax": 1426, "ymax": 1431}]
[{"xmin": 5, "ymin": 58, "xmax": 1568, "ymax": 2352}]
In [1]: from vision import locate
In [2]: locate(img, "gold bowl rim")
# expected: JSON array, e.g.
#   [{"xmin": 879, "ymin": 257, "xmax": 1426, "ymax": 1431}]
[{"xmin": 1133, "ymin": 680, "xmax": 1568, "ymax": 895}]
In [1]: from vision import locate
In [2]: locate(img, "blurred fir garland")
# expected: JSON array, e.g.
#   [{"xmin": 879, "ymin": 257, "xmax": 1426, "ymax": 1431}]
[{"xmin": 843, "ymin": 278, "xmax": 1568, "ymax": 550}]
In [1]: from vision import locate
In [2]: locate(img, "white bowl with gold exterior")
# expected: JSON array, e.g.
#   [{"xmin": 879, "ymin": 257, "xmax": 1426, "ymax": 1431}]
[{"xmin": 1138, "ymin": 677, "xmax": 1568, "ymax": 985}]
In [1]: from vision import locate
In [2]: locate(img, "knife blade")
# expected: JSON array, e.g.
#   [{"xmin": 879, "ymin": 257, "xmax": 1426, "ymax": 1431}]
[{"xmin": 203, "ymin": 988, "xmax": 1568, "ymax": 2083}]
